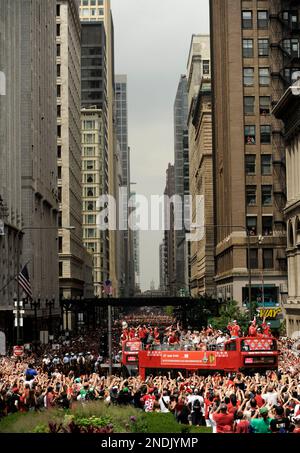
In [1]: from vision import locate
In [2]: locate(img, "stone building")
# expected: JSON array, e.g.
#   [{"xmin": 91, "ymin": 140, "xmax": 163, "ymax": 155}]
[
  {"xmin": 187, "ymin": 34, "xmax": 214, "ymax": 297},
  {"xmin": 274, "ymin": 80, "xmax": 300, "ymax": 338},
  {"xmin": 210, "ymin": 0, "xmax": 288, "ymax": 313},
  {"xmin": 57, "ymin": 0, "xmax": 90, "ymax": 300}
]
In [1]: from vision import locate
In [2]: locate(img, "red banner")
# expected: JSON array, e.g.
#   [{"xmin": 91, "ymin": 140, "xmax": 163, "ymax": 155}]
[{"xmin": 160, "ymin": 351, "xmax": 216, "ymax": 367}]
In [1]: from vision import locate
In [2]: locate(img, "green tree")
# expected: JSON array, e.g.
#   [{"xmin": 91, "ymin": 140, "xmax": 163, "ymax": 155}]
[{"xmin": 208, "ymin": 300, "xmax": 250, "ymax": 334}]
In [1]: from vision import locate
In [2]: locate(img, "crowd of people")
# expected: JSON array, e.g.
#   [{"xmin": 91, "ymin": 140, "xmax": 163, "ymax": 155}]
[
  {"xmin": 0, "ymin": 318, "xmax": 300, "ymax": 434},
  {"xmin": 119, "ymin": 318, "xmax": 274, "ymax": 351}
]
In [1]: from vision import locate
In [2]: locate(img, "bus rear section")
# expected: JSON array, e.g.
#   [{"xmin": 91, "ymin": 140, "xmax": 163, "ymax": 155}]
[
  {"xmin": 239, "ymin": 337, "xmax": 278, "ymax": 372},
  {"xmin": 121, "ymin": 340, "xmax": 141, "ymax": 376}
]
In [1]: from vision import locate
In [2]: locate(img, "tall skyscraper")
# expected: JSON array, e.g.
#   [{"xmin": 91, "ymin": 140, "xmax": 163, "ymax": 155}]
[
  {"xmin": 0, "ymin": 0, "xmax": 59, "ymax": 341},
  {"xmin": 173, "ymin": 75, "xmax": 189, "ymax": 297},
  {"xmin": 81, "ymin": 20, "xmax": 109, "ymax": 294},
  {"xmin": 82, "ymin": 107, "xmax": 108, "ymax": 296},
  {"xmin": 187, "ymin": 34, "xmax": 215, "ymax": 297},
  {"xmin": 57, "ymin": 0, "xmax": 92, "ymax": 301},
  {"xmin": 159, "ymin": 240, "xmax": 166, "ymax": 293},
  {"xmin": 80, "ymin": 0, "xmax": 119, "ymax": 295},
  {"xmin": 210, "ymin": 0, "xmax": 287, "ymax": 314},
  {"xmin": 115, "ymin": 75, "xmax": 133, "ymax": 296},
  {"xmin": 164, "ymin": 164, "xmax": 176, "ymax": 296}
]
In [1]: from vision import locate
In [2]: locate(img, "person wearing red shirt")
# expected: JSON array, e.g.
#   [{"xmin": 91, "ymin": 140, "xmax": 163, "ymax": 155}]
[
  {"xmin": 129, "ymin": 327, "xmax": 136, "ymax": 339},
  {"xmin": 120, "ymin": 328, "xmax": 129, "ymax": 342},
  {"xmin": 234, "ymin": 411, "xmax": 250, "ymax": 433},
  {"xmin": 248, "ymin": 319, "xmax": 257, "ymax": 337},
  {"xmin": 230, "ymin": 320, "xmax": 241, "ymax": 338},
  {"xmin": 262, "ymin": 321, "xmax": 272, "ymax": 337},
  {"xmin": 168, "ymin": 332, "xmax": 179, "ymax": 345},
  {"xmin": 254, "ymin": 389, "xmax": 265, "ymax": 408},
  {"xmin": 140, "ymin": 393, "xmax": 156, "ymax": 412},
  {"xmin": 153, "ymin": 327, "xmax": 160, "ymax": 344},
  {"xmin": 212, "ymin": 403, "xmax": 234, "ymax": 433}
]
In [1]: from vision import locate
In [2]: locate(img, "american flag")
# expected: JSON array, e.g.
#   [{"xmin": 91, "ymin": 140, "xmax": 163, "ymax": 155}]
[
  {"xmin": 16, "ymin": 265, "xmax": 32, "ymax": 299},
  {"xmin": 103, "ymin": 279, "xmax": 113, "ymax": 296}
]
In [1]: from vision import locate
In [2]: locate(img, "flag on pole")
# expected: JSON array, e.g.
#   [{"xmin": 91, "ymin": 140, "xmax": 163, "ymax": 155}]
[
  {"xmin": 103, "ymin": 279, "xmax": 112, "ymax": 296},
  {"xmin": 16, "ymin": 264, "xmax": 32, "ymax": 299}
]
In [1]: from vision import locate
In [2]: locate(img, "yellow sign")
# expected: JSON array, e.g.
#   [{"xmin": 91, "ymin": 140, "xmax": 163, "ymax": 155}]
[{"xmin": 258, "ymin": 308, "xmax": 282, "ymax": 319}]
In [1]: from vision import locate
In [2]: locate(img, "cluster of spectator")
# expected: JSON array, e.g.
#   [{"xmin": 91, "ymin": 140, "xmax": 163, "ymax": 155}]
[
  {"xmin": 0, "ymin": 320, "xmax": 300, "ymax": 434},
  {"xmin": 120, "ymin": 318, "xmax": 273, "ymax": 351}
]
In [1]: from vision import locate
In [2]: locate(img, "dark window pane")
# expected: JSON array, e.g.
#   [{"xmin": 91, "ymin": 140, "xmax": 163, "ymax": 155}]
[
  {"xmin": 262, "ymin": 185, "xmax": 272, "ymax": 206},
  {"xmin": 258, "ymin": 11, "xmax": 269, "ymax": 29},
  {"xmin": 245, "ymin": 125, "xmax": 256, "ymax": 144},
  {"xmin": 242, "ymin": 11, "xmax": 253, "ymax": 29},
  {"xmin": 260, "ymin": 125, "xmax": 271, "ymax": 144},
  {"xmin": 244, "ymin": 96, "xmax": 255, "ymax": 114},
  {"xmin": 245, "ymin": 155, "xmax": 256, "ymax": 174},
  {"xmin": 243, "ymin": 39, "xmax": 254, "ymax": 58},
  {"xmin": 246, "ymin": 216, "xmax": 257, "ymax": 236},
  {"xmin": 263, "ymin": 249, "xmax": 273, "ymax": 269},
  {"xmin": 262, "ymin": 216, "xmax": 273, "ymax": 236}
]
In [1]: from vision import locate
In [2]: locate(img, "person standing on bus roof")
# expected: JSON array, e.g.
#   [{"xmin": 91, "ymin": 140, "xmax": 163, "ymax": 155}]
[
  {"xmin": 262, "ymin": 318, "xmax": 272, "ymax": 337},
  {"xmin": 248, "ymin": 318, "xmax": 258, "ymax": 337},
  {"xmin": 230, "ymin": 320, "xmax": 241, "ymax": 338}
]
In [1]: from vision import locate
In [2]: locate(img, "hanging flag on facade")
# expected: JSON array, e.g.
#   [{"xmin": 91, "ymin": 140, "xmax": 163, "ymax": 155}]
[
  {"xmin": 103, "ymin": 279, "xmax": 113, "ymax": 296},
  {"xmin": 16, "ymin": 264, "xmax": 32, "ymax": 299}
]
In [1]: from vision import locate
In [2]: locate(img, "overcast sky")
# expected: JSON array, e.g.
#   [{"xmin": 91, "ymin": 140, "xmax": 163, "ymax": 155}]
[{"xmin": 112, "ymin": 0, "xmax": 210, "ymax": 291}]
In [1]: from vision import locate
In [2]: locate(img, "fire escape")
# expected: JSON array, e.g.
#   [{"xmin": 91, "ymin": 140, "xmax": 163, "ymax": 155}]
[{"xmin": 270, "ymin": 1, "xmax": 300, "ymax": 269}]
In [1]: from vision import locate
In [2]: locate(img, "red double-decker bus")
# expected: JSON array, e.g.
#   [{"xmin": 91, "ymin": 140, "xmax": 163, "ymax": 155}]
[{"xmin": 121, "ymin": 336, "xmax": 279, "ymax": 378}]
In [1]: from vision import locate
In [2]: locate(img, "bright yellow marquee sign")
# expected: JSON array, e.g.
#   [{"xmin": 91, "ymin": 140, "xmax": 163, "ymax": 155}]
[{"xmin": 258, "ymin": 308, "xmax": 282, "ymax": 319}]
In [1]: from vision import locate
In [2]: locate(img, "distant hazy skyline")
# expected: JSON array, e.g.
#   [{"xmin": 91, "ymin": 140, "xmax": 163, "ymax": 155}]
[{"xmin": 112, "ymin": 0, "xmax": 210, "ymax": 291}]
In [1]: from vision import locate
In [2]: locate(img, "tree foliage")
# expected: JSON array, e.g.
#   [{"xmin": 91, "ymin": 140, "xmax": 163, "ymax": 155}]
[{"xmin": 208, "ymin": 300, "xmax": 250, "ymax": 334}]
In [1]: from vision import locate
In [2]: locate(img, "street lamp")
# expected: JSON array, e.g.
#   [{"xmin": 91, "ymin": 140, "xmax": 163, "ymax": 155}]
[
  {"xmin": 45, "ymin": 296, "xmax": 55, "ymax": 341},
  {"xmin": 31, "ymin": 297, "xmax": 40, "ymax": 349},
  {"xmin": 15, "ymin": 225, "xmax": 75, "ymax": 345}
]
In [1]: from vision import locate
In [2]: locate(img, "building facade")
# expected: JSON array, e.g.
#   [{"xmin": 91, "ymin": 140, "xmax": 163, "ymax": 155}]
[
  {"xmin": 57, "ymin": 0, "xmax": 89, "ymax": 300},
  {"xmin": 80, "ymin": 0, "xmax": 119, "ymax": 295},
  {"xmin": 159, "ymin": 240, "xmax": 166, "ymax": 294},
  {"xmin": 274, "ymin": 80, "xmax": 300, "ymax": 338},
  {"xmin": 115, "ymin": 75, "xmax": 134, "ymax": 296},
  {"xmin": 187, "ymin": 35, "xmax": 214, "ymax": 297},
  {"xmin": 210, "ymin": 0, "xmax": 288, "ymax": 312},
  {"xmin": 0, "ymin": 0, "xmax": 59, "ymax": 343},
  {"xmin": 173, "ymin": 75, "xmax": 189, "ymax": 296},
  {"xmin": 81, "ymin": 107, "xmax": 108, "ymax": 296},
  {"xmin": 0, "ymin": 0, "xmax": 24, "ymax": 319},
  {"xmin": 164, "ymin": 164, "xmax": 176, "ymax": 296}
]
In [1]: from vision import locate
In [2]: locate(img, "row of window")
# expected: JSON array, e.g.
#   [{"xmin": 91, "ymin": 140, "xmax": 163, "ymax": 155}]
[
  {"xmin": 244, "ymin": 96, "xmax": 270, "ymax": 115},
  {"xmin": 242, "ymin": 10, "xmax": 269, "ymax": 30},
  {"xmin": 246, "ymin": 216, "xmax": 273, "ymax": 237},
  {"xmin": 245, "ymin": 125, "xmax": 271, "ymax": 145},
  {"xmin": 81, "ymin": 8, "xmax": 104, "ymax": 17},
  {"xmin": 248, "ymin": 248, "xmax": 274, "ymax": 270},
  {"xmin": 242, "ymin": 10, "xmax": 269, "ymax": 29},
  {"xmin": 243, "ymin": 38, "xmax": 300, "ymax": 59},
  {"xmin": 245, "ymin": 154, "xmax": 272, "ymax": 175},
  {"xmin": 243, "ymin": 67, "xmax": 270, "ymax": 86},
  {"xmin": 82, "ymin": 120, "xmax": 100, "ymax": 130},
  {"xmin": 246, "ymin": 185, "xmax": 273, "ymax": 206},
  {"xmin": 243, "ymin": 38, "xmax": 269, "ymax": 57},
  {"xmin": 82, "ymin": 0, "xmax": 104, "ymax": 6}
]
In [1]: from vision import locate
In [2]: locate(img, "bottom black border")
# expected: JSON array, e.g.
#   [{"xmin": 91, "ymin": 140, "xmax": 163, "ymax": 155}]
[{"xmin": 0, "ymin": 433, "xmax": 298, "ymax": 452}]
